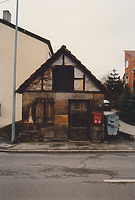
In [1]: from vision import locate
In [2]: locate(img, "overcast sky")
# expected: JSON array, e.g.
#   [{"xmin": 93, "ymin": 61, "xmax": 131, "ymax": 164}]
[{"xmin": 0, "ymin": 0, "xmax": 135, "ymax": 80}]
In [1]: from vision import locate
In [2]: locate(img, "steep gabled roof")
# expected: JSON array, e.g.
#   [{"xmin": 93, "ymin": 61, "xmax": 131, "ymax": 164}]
[
  {"xmin": 0, "ymin": 18, "xmax": 53, "ymax": 55},
  {"xmin": 125, "ymin": 50, "xmax": 135, "ymax": 58},
  {"xmin": 16, "ymin": 45, "xmax": 109, "ymax": 94}
]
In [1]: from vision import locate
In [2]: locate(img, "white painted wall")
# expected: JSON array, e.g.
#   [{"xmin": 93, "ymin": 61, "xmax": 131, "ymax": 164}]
[{"xmin": 0, "ymin": 22, "xmax": 52, "ymax": 127}]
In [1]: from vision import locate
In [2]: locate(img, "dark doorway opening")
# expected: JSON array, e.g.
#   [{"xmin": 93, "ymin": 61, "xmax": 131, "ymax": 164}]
[{"xmin": 53, "ymin": 66, "xmax": 74, "ymax": 91}]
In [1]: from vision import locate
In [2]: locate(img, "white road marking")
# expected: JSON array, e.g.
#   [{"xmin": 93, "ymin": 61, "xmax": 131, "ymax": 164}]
[{"xmin": 104, "ymin": 180, "xmax": 135, "ymax": 183}]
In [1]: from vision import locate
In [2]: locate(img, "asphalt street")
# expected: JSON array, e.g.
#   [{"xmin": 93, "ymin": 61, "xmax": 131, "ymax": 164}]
[{"xmin": 0, "ymin": 152, "xmax": 135, "ymax": 200}]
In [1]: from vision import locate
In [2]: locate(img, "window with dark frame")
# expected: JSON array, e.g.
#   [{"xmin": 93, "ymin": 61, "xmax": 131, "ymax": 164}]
[
  {"xmin": 53, "ymin": 66, "xmax": 74, "ymax": 91},
  {"xmin": 126, "ymin": 59, "xmax": 129, "ymax": 68}
]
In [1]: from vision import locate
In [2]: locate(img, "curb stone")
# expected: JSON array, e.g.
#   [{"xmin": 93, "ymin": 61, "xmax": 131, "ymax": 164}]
[{"xmin": 0, "ymin": 149, "xmax": 135, "ymax": 153}]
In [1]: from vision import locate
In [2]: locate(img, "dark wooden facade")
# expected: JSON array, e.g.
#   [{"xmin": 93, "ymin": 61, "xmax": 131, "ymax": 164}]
[{"xmin": 17, "ymin": 45, "xmax": 109, "ymax": 142}]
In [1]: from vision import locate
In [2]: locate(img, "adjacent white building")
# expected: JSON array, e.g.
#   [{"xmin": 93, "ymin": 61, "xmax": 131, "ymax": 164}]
[{"xmin": 0, "ymin": 11, "xmax": 53, "ymax": 127}]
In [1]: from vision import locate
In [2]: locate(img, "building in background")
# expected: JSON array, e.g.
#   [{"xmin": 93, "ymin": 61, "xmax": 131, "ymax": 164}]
[
  {"xmin": 124, "ymin": 50, "xmax": 135, "ymax": 90},
  {"xmin": 17, "ymin": 45, "xmax": 109, "ymax": 142},
  {"xmin": 0, "ymin": 11, "xmax": 53, "ymax": 127}
]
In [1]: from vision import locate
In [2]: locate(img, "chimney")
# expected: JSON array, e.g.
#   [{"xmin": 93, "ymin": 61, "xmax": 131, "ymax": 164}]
[{"xmin": 3, "ymin": 10, "xmax": 11, "ymax": 23}]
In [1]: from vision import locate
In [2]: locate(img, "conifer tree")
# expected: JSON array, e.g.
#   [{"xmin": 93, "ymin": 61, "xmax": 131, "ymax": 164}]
[
  {"xmin": 130, "ymin": 87, "xmax": 135, "ymax": 123},
  {"xmin": 119, "ymin": 86, "xmax": 132, "ymax": 116},
  {"xmin": 104, "ymin": 69, "xmax": 124, "ymax": 107},
  {"xmin": 119, "ymin": 86, "xmax": 135, "ymax": 124}
]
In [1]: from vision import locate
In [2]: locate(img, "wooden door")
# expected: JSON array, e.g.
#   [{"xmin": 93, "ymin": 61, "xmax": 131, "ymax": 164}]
[
  {"xmin": 69, "ymin": 100, "xmax": 90, "ymax": 140},
  {"xmin": 35, "ymin": 99, "xmax": 45, "ymax": 123}
]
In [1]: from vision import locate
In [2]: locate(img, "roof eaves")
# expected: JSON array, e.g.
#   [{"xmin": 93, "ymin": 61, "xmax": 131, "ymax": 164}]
[
  {"xmin": 16, "ymin": 45, "xmax": 110, "ymax": 95},
  {"xmin": 16, "ymin": 65, "xmax": 45, "ymax": 93},
  {"xmin": 124, "ymin": 50, "xmax": 135, "ymax": 59},
  {"xmin": 16, "ymin": 56, "xmax": 53, "ymax": 93},
  {"xmin": 60, "ymin": 46, "xmax": 110, "ymax": 94},
  {"xmin": 0, "ymin": 18, "xmax": 53, "ymax": 55}
]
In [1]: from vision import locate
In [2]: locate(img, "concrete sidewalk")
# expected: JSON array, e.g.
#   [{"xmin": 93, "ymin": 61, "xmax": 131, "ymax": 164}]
[
  {"xmin": 0, "ymin": 110, "xmax": 135, "ymax": 153},
  {"xmin": 0, "ymin": 136, "xmax": 135, "ymax": 153},
  {"xmin": 119, "ymin": 120, "xmax": 135, "ymax": 139}
]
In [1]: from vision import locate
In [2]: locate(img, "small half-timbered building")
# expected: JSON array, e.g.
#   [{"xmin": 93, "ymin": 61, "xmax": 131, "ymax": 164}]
[{"xmin": 17, "ymin": 45, "xmax": 109, "ymax": 142}]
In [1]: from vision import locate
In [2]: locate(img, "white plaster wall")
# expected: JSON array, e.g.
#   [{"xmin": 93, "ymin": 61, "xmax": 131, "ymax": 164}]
[
  {"xmin": 74, "ymin": 67, "xmax": 84, "ymax": 78},
  {"xmin": 85, "ymin": 76, "xmax": 100, "ymax": 91},
  {"xmin": 74, "ymin": 80, "xmax": 84, "ymax": 91},
  {"xmin": 53, "ymin": 54, "xmax": 75, "ymax": 66},
  {"xmin": 0, "ymin": 23, "xmax": 51, "ymax": 127},
  {"xmin": 53, "ymin": 55, "xmax": 63, "ymax": 65},
  {"xmin": 64, "ymin": 55, "xmax": 76, "ymax": 65}
]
